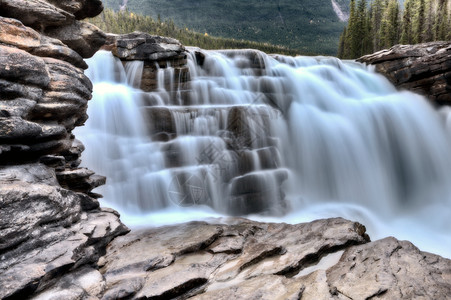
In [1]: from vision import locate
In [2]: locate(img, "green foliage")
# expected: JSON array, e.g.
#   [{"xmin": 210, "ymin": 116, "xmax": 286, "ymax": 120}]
[
  {"xmin": 338, "ymin": 0, "xmax": 451, "ymax": 58},
  {"xmin": 88, "ymin": 9, "xmax": 301, "ymax": 55},
  {"xmin": 101, "ymin": 0, "xmax": 348, "ymax": 56}
]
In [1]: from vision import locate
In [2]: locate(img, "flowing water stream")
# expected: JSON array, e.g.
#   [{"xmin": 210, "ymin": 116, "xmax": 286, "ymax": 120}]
[{"xmin": 75, "ymin": 49, "xmax": 451, "ymax": 258}]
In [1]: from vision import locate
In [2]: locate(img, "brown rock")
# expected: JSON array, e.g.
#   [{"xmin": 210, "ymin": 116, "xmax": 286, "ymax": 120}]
[{"xmin": 0, "ymin": 17, "xmax": 40, "ymax": 49}]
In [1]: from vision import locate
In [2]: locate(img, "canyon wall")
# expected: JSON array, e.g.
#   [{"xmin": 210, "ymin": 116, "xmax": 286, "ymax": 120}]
[{"xmin": 0, "ymin": 1, "xmax": 128, "ymax": 298}]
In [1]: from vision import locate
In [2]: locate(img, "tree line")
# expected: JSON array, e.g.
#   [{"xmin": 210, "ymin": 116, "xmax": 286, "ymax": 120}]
[
  {"xmin": 88, "ymin": 9, "xmax": 301, "ymax": 56},
  {"xmin": 338, "ymin": 0, "xmax": 451, "ymax": 58}
]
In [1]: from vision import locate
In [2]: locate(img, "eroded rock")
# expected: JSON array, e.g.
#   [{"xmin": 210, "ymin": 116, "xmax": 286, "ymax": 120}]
[
  {"xmin": 0, "ymin": 164, "xmax": 129, "ymax": 299},
  {"xmin": 45, "ymin": 20, "xmax": 106, "ymax": 58},
  {"xmin": 359, "ymin": 42, "xmax": 451, "ymax": 105}
]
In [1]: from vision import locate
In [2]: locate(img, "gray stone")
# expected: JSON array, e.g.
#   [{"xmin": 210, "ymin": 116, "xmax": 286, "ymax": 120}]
[
  {"xmin": 359, "ymin": 41, "xmax": 451, "ymax": 105},
  {"xmin": 45, "ymin": 20, "xmax": 106, "ymax": 58},
  {"xmin": 106, "ymin": 32, "xmax": 185, "ymax": 61}
]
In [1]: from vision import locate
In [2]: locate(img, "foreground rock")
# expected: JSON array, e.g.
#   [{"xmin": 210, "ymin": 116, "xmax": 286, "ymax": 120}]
[
  {"xmin": 0, "ymin": 164, "xmax": 129, "ymax": 299},
  {"xmin": 32, "ymin": 217, "xmax": 446, "ymax": 299},
  {"xmin": 358, "ymin": 41, "xmax": 451, "ymax": 106}
]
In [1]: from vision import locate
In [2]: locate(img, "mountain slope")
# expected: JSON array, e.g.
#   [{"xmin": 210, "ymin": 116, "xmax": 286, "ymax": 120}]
[{"xmin": 102, "ymin": 0, "xmax": 349, "ymax": 55}]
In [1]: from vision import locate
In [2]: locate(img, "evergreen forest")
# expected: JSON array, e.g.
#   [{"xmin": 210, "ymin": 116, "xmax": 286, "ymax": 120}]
[
  {"xmin": 88, "ymin": 9, "xmax": 301, "ymax": 56},
  {"xmin": 338, "ymin": 0, "xmax": 451, "ymax": 58}
]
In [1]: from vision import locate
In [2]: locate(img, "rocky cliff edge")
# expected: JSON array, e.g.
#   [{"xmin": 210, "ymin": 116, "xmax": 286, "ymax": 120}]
[{"xmin": 0, "ymin": 1, "xmax": 129, "ymax": 299}]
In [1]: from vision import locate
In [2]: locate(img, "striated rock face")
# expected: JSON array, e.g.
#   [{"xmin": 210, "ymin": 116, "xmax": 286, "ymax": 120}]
[
  {"xmin": 358, "ymin": 41, "xmax": 451, "ymax": 106},
  {"xmin": 0, "ymin": 0, "xmax": 128, "ymax": 298},
  {"xmin": 43, "ymin": 217, "xmax": 447, "ymax": 300},
  {"xmin": 0, "ymin": 164, "xmax": 128, "ymax": 299}
]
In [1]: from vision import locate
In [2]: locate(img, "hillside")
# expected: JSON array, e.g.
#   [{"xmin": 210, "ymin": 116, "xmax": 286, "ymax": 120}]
[
  {"xmin": 102, "ymin": 0, "xmax": 349, "ymax": 55},
  {"xmin": 89, "ymin": 9, "xmax": 301, "ymax": 55}
]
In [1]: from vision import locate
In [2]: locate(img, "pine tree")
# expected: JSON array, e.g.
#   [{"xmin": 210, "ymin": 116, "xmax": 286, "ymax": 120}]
[
  {"xmin": 415, "ymin": 0, "xmax": 426, "ymax": 43},
  {"xmin": 356, "ymin": 0, "xmax": 369, "ymax": 56},
  {"xmin": 380, "ymin": 0, "xmax": 400, "ymax": 48},
  {"xmin": 370, "ymin": 0, "xmax": 386, "ymax": 51},
  {"xmin": 424, "ymin": 0, "xmax": 435, "ymax": 41},
  {"xmin": 345, "ymin": 0, "xmax": 360, "ymax": 58},
  {"xmin": 338, "ymin": 27, "xmax": 347, "ymax": 58},
  {"xmin": 400, "ymin": 0, "xmax": 414, "ymax": 44},
  {"xmin": 436, "ymin": 0, "xmax": 449, "ymax": 40}
]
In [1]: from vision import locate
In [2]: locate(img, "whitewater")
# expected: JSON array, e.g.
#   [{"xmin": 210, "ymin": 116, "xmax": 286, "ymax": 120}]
[{"xmin": 75, "ymin": 49, "xmax": 451, "ymax": 258}]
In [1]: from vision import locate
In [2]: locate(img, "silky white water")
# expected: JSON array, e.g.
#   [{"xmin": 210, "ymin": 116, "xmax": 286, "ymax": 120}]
[{"xmin": 75, "ymin": 50, "xmax": 451, "ymax": 258}]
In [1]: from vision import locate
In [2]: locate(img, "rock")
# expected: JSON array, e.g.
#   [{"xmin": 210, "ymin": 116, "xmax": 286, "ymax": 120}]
[
  {"xmin": 106, "ymin": 32, "xmax": 186, "ymax": 61},
  {"xmin": 0, "ymin": 164, "xmax": 129, "ymax": 299},
  {"xmin": 45, "ymin": 20, "xmax": 106, "ymax": 58},
  {"xmin": 0, "ymin": 45, "xmax": 51, "ymax": 88},
  {"xmin": 45, "ymin": 0, "xmax": 103, "ymax": 20},
  {"xmin": 0, "ymin": 117, "xmax": 43, "ymax": 141},
  {"xmin": 0, "ymin": 17, "xmax": 41, "ymax": 49},
  {"xmin": 0, "ymin": 2, "xmax": 127, "ymax": 299},
  {"xmin": 358, "ymin": 42, "xmax": 451, "ymax": 105},
  {"xmin": 31, "ymin": 266, "xmax": 106, "ymax": 300},
  {"xmin": 326, "ymin": 237, "xmax": 451, "ymax": 299},
  {"xmin": 94, "ymin": 218, "xmax": 370, "ymax": 299},
  {"xmin": 0, "ymin": 16, "xmax": 88, "ymax": 69},
  {"xmin": 0, "ymin": 98, "xmax": 37, "ymax": 118},
  {"xmin": 0, "ymin": 82, "xmax": 42, "ymax": 106},
  {"xmin": 229, "ymin": 169, "xmax": 288, "ymax": 215},
  {"xmin": 0, "ymin": 0, "xmax": 73, "ymax": 30},
  {"xmin": 192, "ymin": 275, "xmax": 304, "ymax": 300},
  {"xmin": 56, "ymin": 168, "xmax": 106, "ymax": 194}
]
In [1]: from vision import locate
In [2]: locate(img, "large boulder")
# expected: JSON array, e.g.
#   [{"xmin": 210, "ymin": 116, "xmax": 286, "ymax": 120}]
[
  {"xmin": 105, "ymin": 32, "xmax": 185, "ymax": 61},
  {"xmin": 45, "ymin": 20, "xmax": 106, "ymax": 58},
  {"xmin": 358, "ymin": 42, "xmax": 451, "ymax": 106}
]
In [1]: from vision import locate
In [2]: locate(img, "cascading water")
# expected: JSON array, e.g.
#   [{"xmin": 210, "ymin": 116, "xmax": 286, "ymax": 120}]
[{"xmin": 75, "ymin": 49, "xmax": 451, "ymax": 258}]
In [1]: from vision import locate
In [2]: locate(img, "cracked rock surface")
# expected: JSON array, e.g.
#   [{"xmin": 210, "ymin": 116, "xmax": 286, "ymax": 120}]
[{"xmin": 45, "ymin": 217, "xmax": 447, "ymax": 300}]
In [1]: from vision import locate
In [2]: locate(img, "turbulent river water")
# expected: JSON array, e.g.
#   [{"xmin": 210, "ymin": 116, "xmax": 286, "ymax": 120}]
[{"xmin": 75, "ymin": 49, "xmax": 451, "ymax": 258}]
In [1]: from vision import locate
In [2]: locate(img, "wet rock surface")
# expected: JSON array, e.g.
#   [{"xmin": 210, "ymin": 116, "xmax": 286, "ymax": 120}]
[{"xmin": 359, "ymin": 41, "xmax": 451, "ymax": 106}]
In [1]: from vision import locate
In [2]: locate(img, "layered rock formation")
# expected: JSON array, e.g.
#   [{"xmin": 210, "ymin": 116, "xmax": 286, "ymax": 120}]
[
  {"xmin": 358, "ymin": 41, "xmax": 451, "ymax": 106},
  {"xmin": 0, "ymin": 1, "xmax": 128, "ymax": 299},
  {"xmin": 28, "ymin": 217, "xmax": 449, "ymax": 299}
]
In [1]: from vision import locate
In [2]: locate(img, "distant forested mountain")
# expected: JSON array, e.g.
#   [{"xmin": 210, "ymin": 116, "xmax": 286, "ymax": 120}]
[{"xmin": 101, "ymin": 0, "xmax": 350, "ymax": 55}]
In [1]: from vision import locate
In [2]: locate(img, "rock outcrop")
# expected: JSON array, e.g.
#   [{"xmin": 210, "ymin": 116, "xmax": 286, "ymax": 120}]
[
  {"xmin": 0, "ymin": 0, "xmax": 128, "ymax": 299},
  {"xmin": 104, "ymin": 32, "xmax": 188, "ymax": 92},
  {"xmin": 29, "ymin": 217, "xmax": 449, "ymax": 299},
  {"xmin": 358, "ymin": 41, "xmax": 451, "ymax": 106}
]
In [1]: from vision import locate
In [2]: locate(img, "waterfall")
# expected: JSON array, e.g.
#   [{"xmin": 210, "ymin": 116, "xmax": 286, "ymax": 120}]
[{"xmin": 75, "ymin": 50, "xmax": 451, "ymax": 258}]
